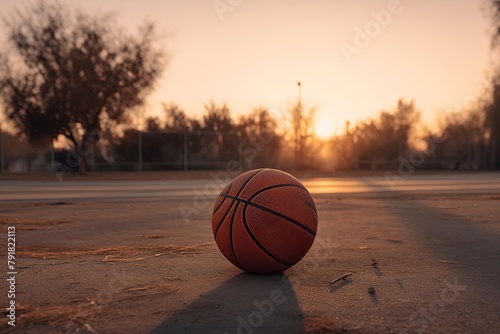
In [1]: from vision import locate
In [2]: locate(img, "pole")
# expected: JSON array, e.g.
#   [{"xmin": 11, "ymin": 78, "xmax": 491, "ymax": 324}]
[
  {"xmin": 295, "ymin": 81, "xmax": 301, "ymax": 170},
  {"xmin": 138, "ymin": 130, "xmax": 143, "ymax": 172},
  {"xmin": 49, "ymin": 140, "xmax": 55, "ymax": 171},
  {"xmin": 90, "ymin": 144, "xmax": 95, "ymax": 172},
  {"xmin": 493, "ymin": 136, "xmax": 497, "ymax": 170},
  {"xmin": 183, "ymin": 132, "xmax": 188, "ymax": 171}
]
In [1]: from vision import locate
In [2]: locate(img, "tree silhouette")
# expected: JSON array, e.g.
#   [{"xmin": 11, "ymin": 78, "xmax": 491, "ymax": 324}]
[
  {"xmin": 425, "ymin": 109, "xmax": 486, "ymax": 169},
  {"xmin": 484, "ymin": 82, "xmax": 500, "ymax": 168},
  {"xmin": 353, "ymin": 99, "xmax": 420, "ymax": 164},
  {"xmin": 288, "ymin": 99, "xmax": 315, "ymax": 170},
  {"xmin": 145, "ymin": 116, "xmax": 163, "ymax": 132},
  {"xmin": 392, "ymin": 99, "xmax": 420, "ymax": 154},
  {"xmin": 237, "ymin": 107, "xmax": 281, "ymax": 169},
  {"xmin": 487, "ymin": 0, "xmax": 500, "ymax": 168},
  {"xmin": 202, "ymin": 101, "xmax": 234, "ymax": 133},
  {"xmin": 201, "ymin": 101, "xmax": 238, "ymax": 161},
  {"xmin": 0, "ymin": 1, "xmax": 165, "ymax": 172},
  {"xmin": 163, "ymin": 103, "xmax": 199, "ymax": 132}
]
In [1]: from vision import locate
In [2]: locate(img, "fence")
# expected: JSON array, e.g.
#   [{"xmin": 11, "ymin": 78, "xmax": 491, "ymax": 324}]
[
  {"xmin": 0, "ymin": 130, "xmax": 243, "ymax": 173},
  {"xmin": 0, "ymin": 128, "xmax": 493, "ymax": 173}
]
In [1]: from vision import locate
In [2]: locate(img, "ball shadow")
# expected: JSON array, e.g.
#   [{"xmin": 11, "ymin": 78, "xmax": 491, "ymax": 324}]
[{"xmin": 149, "ymin": 273, "xmax": 304, "ymax": 334}]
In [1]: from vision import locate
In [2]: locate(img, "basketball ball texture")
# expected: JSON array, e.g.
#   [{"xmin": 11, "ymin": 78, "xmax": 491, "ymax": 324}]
[{"xmin": 212, "ymin": 168, "xmax": 318, "ymax": 274}]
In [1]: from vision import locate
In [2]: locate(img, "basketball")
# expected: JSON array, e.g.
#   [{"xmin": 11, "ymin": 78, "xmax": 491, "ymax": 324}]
[{"xmin": 212, "ymin": 168, "xmax": 318, "ymax": 274}]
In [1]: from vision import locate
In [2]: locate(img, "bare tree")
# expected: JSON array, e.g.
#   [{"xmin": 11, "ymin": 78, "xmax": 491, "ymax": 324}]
[
  {"xmin": 349, "ymin": 99, "xmax": 420, "ymax": 167},
  {"xmin": 237, "ymin": 107, "xmax": 281, "ymax": 169},
  {"xmin": 288, "ymin": 83, "xmax": 315, "ymax": 170},
  {"xmin": 201, "ymin": 101, "xmax": 239, "ymax": 161},
  {"xmin": 0, "ymin": 1, "xmax": 166, "ymax": 172},
  {"xmin": 163, "ymin": 103, "xmax": 199, "ymax": 132},
  {"xmin": 486, "ymin": 0, "xmax": 500, "ymax": 168},
  {"xmin": 203, "ymin": 101, "xmax": 234, "ymax": 133},
  {"xmin": 426, "ymin": 109, "xmax": 486, "ymax": 169},
  {"xmin": 484, "ymin": 82, "xmax": 500, "ymax": 168}
]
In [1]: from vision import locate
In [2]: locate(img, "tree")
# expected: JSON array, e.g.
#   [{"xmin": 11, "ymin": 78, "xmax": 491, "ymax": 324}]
[
  {"xmin": 486, "ymin": 0, "xmax": 500, "ymax": 168},
  {"xmin": 352, "ymin": 99, "xmax": 420, "ymax": 165},
  {"xmin": 237, "ymin": 107, "xmax": 281, "ymax": 169},
  {"xmin": 202, "ymin": 101, "xmax": 234, "ymax": 133},
  {"xmin": 201, "ymin": 101, "xmax": 238, "ymax": 161},
  {"xmin": 287, "ymin": 83, "xmax": 315, "ymax": 170},
  {"xmin": 145, "ymin": 116, "xmax": 163, "ymax": 132},
  {"xmin": 391, "ymin": 99, "xmax": 421, "ymax": 154},
  {"xmin": 484, "ymin": 82, "xmax": 500, "ymax": 168},
  {"xmin": 0, "ymin": 1, "xmax": 166, "ymax": 172},
  {"xmin": 292, "ymin": 103, "xmax": 315, "ymax": 170},
  {"xmin": 490, "ymin": 0, "xmax": 500, "ymax": 47},
  {"xmin": 163, "ymin": 103, "xmax": 199, "ymax": 132},
  {"xmin": 425, "ymin": 109, "xmax": 486, "ymax": 169}
]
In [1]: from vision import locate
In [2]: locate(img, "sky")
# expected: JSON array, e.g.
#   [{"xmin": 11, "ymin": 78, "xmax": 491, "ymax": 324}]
[{"xmin": 0, "ymin": 0, "xmax": 495, "ymax": 137}]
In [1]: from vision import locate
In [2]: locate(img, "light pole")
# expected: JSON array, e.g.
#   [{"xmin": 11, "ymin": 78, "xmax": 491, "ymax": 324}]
[{"xmin": 295, "ymin": 81, "xmax": 302, "ymax": 170}]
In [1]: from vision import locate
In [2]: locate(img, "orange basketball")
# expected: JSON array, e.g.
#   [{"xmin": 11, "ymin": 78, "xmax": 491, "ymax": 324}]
[{"xmin": 212, "ymin": 168, "xmax": 318, "ymax": 274}]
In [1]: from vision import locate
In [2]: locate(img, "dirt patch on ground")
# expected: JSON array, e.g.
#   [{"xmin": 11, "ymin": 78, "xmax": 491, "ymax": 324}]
[
  {"xmin": 2, "ymin": 176, "xmax": 500, "ymax": 333},
  {"xmin": 17, "ymin": 242, "xmax": 215, "ymax": 262},
  {"xmin": 0, "ymin": 218, "xmax": 74, "ymax": 232}
]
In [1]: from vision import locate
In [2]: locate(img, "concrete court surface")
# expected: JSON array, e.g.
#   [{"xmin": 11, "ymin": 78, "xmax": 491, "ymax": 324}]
[{"xmin": 0, "ymin": 171, "xmax": 499, "ymax": 333}]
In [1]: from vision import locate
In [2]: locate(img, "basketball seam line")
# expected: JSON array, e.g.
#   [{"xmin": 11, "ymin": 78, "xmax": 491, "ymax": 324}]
[
  {"xmin": 242, "ymin": 202, "xmax": 294, "ymax": 267},
  {"xmin": 249, "ymin": 183, "xmax": 310, "ymax": 198},
  {"xmin": 246, "ymin": 183, "xmax": 316, "ymax": 236},
  {"xmin": 220, "ymin": 192, "xmax": 317, "ymax": 237},
  {"xmin": 229, "ymin": 201, "xmax": 244, "ymax": 269},
  {"xmin": 213, "ymin": 168, "xmax": 267, "ymax": 239},
  {"xmin": 213, "ymin": 199, "xmax": 236, "ymax": 240},
  {"xmin": 212, "ymin": 182, "xmax": 233, "ymax": 215}
]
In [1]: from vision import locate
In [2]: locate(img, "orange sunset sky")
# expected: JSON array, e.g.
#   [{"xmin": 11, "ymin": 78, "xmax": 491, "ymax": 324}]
[{"xmin": 0, "ymin": 0, "xmax": 494, "ymax": 138}]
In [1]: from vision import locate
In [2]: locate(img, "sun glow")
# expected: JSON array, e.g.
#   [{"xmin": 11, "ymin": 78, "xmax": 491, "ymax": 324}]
[{"xmin": 315, "ymin": 116, "xmax": 335, "ymax": 139}]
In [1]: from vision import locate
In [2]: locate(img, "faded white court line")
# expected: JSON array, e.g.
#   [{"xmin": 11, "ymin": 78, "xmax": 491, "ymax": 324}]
[{"xmin": 1, "ymin": 173, "xmax": 499, "ymax": 202}]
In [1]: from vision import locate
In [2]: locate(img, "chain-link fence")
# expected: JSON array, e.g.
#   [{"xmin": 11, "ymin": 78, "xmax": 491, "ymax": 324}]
[
  {"xmin": 0, "ymin": 130, "xmax": 243, "ymax": 173},
  {"xmin": 1, "ymin": 127, "xmax": 493, "ymax": 173}
]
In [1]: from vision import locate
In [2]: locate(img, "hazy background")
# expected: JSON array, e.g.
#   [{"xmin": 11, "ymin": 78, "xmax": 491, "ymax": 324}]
[
  {"xmin": 1, "ymin": 0, "xmax": 498, "ymax": 173},
  {"xmin": 0, "ymin": 0, "xmax": 492, "ymax": 136}
]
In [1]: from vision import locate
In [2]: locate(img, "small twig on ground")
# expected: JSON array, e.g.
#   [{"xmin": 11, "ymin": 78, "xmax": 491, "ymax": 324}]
[
  {"xmin": 83, "ymin": 323, "xmax": 97, "ymax": 333},
  {"xmin": 438, "ymin": 260, "xmax": 458, "ymax": 264},
  {"xmin": 101, "ymin": 242, "xmax": 215, "ymax": 263},
  {"xmin": 329, "ymin": 272, "xmax": 353, "ymax": 284}
]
